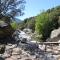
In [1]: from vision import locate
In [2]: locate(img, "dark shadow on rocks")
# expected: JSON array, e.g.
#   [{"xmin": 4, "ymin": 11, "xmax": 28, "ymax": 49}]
[
  {"xmin": 18, "ymin": 42, "xmax": 45, "ymax": 56},
  {"xmin": 0, "ymin": 36, "xmax": 17, "ymax": 44},
  {"xmin": 0, "ymin": 57, "xmax": 5, "ymax": 60}
]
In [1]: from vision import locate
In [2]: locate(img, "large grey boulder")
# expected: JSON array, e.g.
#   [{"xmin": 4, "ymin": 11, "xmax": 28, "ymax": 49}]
[
  {"xmin": 50, "ymin": 28, "xmax": 60, "ymax": 39},
  {"xmin": 46, "ymin": 28, "xmax": 60, "ymax": 42}
]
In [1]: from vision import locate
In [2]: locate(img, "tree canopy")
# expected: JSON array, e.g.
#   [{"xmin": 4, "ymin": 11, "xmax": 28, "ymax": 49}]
[{"xmin": 0, "ymin": 0, "xmax": 25, "ymax": 18}]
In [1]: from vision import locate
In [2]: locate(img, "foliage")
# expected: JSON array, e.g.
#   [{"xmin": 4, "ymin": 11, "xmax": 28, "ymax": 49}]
[
  {"xmin": 0, "ymin": 0, "xmax": 26, "ymax": 37},
  {"xmin": 0, "ymin": 0, "xmax": 25, "ymax": 18},
  {"xmin": 31, "ymin": 33, "xmax": 43, "ymax": 42},
  {"xmin": 11, "ymin": 21, "xmax": 17, "ymax": 30},
  {"xmin": 18, "ymin": 5, "xmax": 60, "ymax": 41},
  {"xmin": 35, "ymin": 12, "xmax": 49, "ymax": 34},
  {"xmin": 18, "ymin": 17, "xmax": 35, "ymax": 32},
  {"xmin": 27, "ymin": 17, "xmax": 35, "ymax": 32},
  {"xmin": 35, "ymin": 6, "xmax": 60, "ymax": 41}
]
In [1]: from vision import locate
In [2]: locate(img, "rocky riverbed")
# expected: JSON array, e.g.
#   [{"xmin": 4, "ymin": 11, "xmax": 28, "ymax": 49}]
[
  {"xmin": 0, "ymin": 43, "xmax": 60, "ymax": 60},
  {"xmin": 0, "ymin": 30, "xmax": 60, "ymax": 60}
]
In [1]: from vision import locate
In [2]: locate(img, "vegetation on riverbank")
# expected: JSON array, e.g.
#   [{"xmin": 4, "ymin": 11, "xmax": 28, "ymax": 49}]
[{"xmin": 18, "ymin": 6, "xmax": 60, "ymax": 42}]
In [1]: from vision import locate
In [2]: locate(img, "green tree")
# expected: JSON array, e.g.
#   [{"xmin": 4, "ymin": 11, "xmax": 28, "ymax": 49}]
[
  {"xmin": 0, "ymin": 0, "xmax": 25, "ymax": 18},
  {"xmin": 35, "ymin": 6, "xmax": 60, "ymax": 41},
  {"xmin": 35, "ymin": 12, "xmax": 49, "ymax": 35}
]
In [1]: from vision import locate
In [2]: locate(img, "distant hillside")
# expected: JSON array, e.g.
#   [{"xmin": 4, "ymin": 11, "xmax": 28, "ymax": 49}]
[{"xmin": 18, "ymin": 17, "xmax": 35, "ymax": 32}]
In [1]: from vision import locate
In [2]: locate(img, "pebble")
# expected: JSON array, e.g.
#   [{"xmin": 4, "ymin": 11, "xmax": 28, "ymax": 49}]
[
  {"xmin": 0, "ymin": 43, "xmax": 60, "ymax": 60},
  {"xmin": 3, "ymin": 53, "xmax": 11, "ymax": 58},
  {"xmin": 12, "ymin": 48, "xmax": 22, "ymax": 55}
]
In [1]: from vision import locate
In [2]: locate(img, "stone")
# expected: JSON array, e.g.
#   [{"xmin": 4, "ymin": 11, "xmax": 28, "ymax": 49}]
[
  {"xmin": 23, "ymin": 28, "xmax": 32, "ymax": 34},
  {"xmin": 39, "ymin": 44, "xmax": 45, "ymax": 51},
  {"xmin": 2, "ymin": 53, "xmax": 11, "ymax": 58},
  {"xmin": 46, "ymin": 28, "xmax": 60, "ymax": 42},
  {"xmin": 53, "ymin": 50, "xmax": 59, "ymax": 55},
  {"xmin": 21, "ymin": 38, "xmax": 27, "ymax": 43},
  {"xmin": 5, "ymin": 58, "xmax": 14, "ymax": 60},
  {"xmin": 6, "ymin": 44, "xmax": 16, "ymax": 50},
  {"xmin": 12, "ymin": 48, "xmax": 22, "ymax": 55},
  {"xmin": 8, "ymin": 44, "xmax": 12, "ymax": 46},
  {"xmin": 10, "ymin": 56, "xmax": 18, "ymax": 60},
  {"xmin": 57, "ymin": 56, "xmax": 60, "ymax": 60},
  {"xmin": 0, "ymin": 19, "xmax": 14, "ymax": 38},
  {"xmin": 25, "ymin": 59, "xmax": 32, "ymax": 60},
  {"xmin": 0, "ymin": 44, "xmax": 5, "ymax": 54},
  {"xmin": 50, "ymin": 28, "xmax": 60, "ymax": 38},
  {"xmin": 5, "ymin": 48, "xmax": 12, "ymax": 55},
  {"xmin": 46, "ymin": 48, "xmax": 52, "ymax": 52},
  {"xmin": 47, "ymin": 28, "xmax": 60, "ymax": 42},
  {"xmin": 24, "ymin": 42, "xmax": 38, "ymax": 52},
  {"xmin": 21, "ymin": 54, "xmax": 29, "ymax": 58},
  {"xmin": 11, "ymin": 55, "xmax": 21, "ymax": 59}
]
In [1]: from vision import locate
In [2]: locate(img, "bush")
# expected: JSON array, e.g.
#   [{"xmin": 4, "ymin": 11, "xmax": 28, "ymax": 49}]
[
  {"xmin": 11, "ymin": 21, "xmax": 17, "ymax": 30},
  {"xmin": 35, "ymin": 7, "xmax": 60, "ymax": 41}
]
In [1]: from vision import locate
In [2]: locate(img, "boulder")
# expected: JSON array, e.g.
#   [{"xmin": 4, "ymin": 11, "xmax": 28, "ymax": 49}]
[
  {"xmin": 24, "ymin": 42, "xmax": 39, "ymax": 52},
  {"xmin": 47, "ymin": 28, "xmax": 60, "ymax": 42},
  {"xmin": 23, "ymin": 28, "xmax": 32, "ymax": 34},
  {"xmin": 0, "ymin": 44, "xmax": 5, "ymax": 54},
  {"xmin": 21, "ymin": 38, "xmax": 27, "ymax": 43},
  {"xmin": 0, "ymin": 17, "xmax": 15, "ymax": 38},
  {"xmin": 12, "ymin": 48, "xmax": 22, "ymax": 55},
  {"xmin": 0, "ymin": 23, "xmax": 14, "ymax": 38},
  {"xmin": 2, "ymin": 53, "xmax": 11, "ymax": 58},
  {"xmin": 50, "ymin": 28, "xmax": 60, "ymax": 38}
]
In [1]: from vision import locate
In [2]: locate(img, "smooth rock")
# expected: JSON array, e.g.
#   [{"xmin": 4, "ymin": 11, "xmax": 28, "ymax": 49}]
[
  {"xmin": 10, "ymin": 56, "xmax": 18, "ymax": 60},
  {"xmin": 12, "ymin": 48, "xmax": 22, "ymax": 55},
  {"xmin": 50, "ymin": 28, "xmax": 60, "ymax": 38},
  {"xmin": 6, "ymin": 44, "xmax": 17, "ymax": 50},
  {"xmin": 11, "ymin": 55, "xmax": 21, "ymax": 59},
  {"xmin": 5, "ymin": 58, "xmax": 15, "ymax": 60},
  {"xmin": 2, "ymin": 53, "xmax": 11, "ymax": 58}
]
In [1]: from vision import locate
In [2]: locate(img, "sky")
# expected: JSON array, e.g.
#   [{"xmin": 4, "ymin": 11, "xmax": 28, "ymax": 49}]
[{"xmin": 18, "ymin": 0, "xmax": 60, "ymax": 20}]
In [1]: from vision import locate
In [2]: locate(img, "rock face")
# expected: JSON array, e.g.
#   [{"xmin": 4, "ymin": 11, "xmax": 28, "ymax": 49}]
[
  {"xmin": 0, "ymin": 21, "xmax": 14, "ymax": 38},
  {"xmin": 46, "ymin": 28, "xmax": 60, "ymax": 42},
  {"xmin": 50, "ymin": 28, "xmax": 60, "ymax": 39},
  {"xmin": 0, "ymin": 15, "xmax": 16, "ymax": 38},
  {"xmin": 13, "ymin": 30, "xmax": 31, "ymax": 43},
  {"xmin": 0, "ymin": 43, "xmax": 59, "ymax": 60}
]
